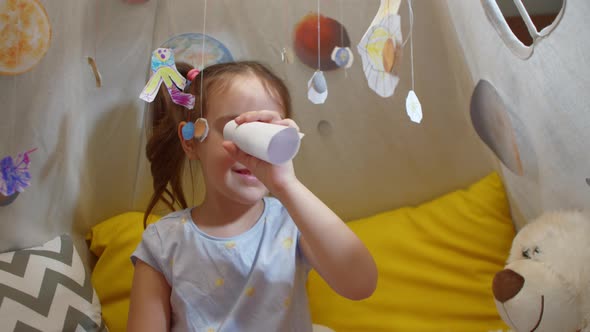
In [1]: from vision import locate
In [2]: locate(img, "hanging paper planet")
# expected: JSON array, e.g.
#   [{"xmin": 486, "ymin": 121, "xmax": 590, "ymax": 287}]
[
  {"xmin": 294, "ymin": 14, "xmax": 350, "ymax": 71},
  {"xmin": 331, "ymin": 46, "xmax": 354, "ymax": 69},
  {"xmin": 161, "ymin": 33, "xmax": 233, "ymax": 70},
  {"xmin": 357, "ymin": 14, "xmax": 403, "ymax": 98},
  {"xmin": 308, "ymin": 71, "xmax": 328, "ymax": 104},
  {"xmin": 0, "ymin": 0, "xmax": 51, "ymax": 75}
]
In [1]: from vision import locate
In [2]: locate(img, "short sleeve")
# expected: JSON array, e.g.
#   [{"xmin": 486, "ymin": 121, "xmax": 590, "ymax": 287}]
[
  {"xmin": 296, "ymin": 230, "xmax": 313, "ymax": 274},
  {"xmin": 131, "ymin": 224, "xmax": 165, "ymax": 275}
]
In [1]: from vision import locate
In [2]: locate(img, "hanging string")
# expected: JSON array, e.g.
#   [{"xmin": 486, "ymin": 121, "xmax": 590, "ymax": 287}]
[
  {"xmin": 401, "ymin": 0, "xmax": 414, "ymax": 48},
  {"xmin": 282, "ymin": 0, "xmax": 289, "ymax": 64},
  {"xmin": 385, "ymin": 0, "xmax": 391, "ymax": 30},
  {"xmin": 199, "ymin": 0, "xmax": 208, "ymax": 119},
  {"xmin": 408, "ymin": 0, "xmax": 415, "ymax": 90},
  {"xmin": 339, "ymin": 0, "xmax": 347, "ymax": 78},
  {"xmin": 95, "ymin": 0, "xmax": 99, "ymax": 60},
  {"xmin": 317, "ymin": 0, "xmax": 321, "ymax": 70},
  {"xmin": 164, "ymin": 0, "xmax": 179, "ymax": 39},
  {"xmin": 11, "ymin": 0, "xmax": 21, "ymax": 148}
]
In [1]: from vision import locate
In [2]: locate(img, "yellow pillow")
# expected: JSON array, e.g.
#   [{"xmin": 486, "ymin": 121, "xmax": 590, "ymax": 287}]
[
  {"xmin": 86, "ymin": 212, "xmax": 160, "ymax": 332},
  {"xmin": 307, "ymin": 172, "xmax": 515, "ymax": 332}
]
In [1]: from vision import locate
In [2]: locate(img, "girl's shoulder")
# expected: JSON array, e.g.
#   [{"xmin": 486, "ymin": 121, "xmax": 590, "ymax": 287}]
[
  {"xmin": 263, "ymin": 196, "xmax": 297, "ymax": 230},
  {"xmin": 264, "ymin": 196, "xmax": 287, "ymax": 217},
  {"xmin": 145, "ymin": 208, "xmax": 191, "ymax": 236}
]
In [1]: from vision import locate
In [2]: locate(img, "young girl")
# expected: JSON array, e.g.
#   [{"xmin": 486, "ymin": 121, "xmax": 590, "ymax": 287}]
[{"xmin": 128, "ymin": 60, "xmax": 377, "ymax": 331}]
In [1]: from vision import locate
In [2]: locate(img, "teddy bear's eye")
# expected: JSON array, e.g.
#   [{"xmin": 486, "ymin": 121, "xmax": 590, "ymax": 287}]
[{"xmin": 522, "ymin": 248, "xmax": 531, "ymax": 259}]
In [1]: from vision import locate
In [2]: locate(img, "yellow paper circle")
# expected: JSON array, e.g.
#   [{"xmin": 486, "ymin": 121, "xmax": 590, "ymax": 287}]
[{"xmin": 0, "ymin": 0, "xmax": 51, "ymax": 75}]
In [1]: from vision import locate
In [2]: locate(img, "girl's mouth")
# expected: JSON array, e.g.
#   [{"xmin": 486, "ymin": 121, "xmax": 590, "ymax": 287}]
[
  {"xmin": 234, "ymin": 169, "xmax": 252, "ymax": 175},
  {"xmin": 233, "ymin": 168, "xmax": 258, "ymax": 182}
]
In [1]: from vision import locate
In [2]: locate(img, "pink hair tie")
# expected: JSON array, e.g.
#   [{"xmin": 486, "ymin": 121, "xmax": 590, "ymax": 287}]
[{"xmin": 187, "ymin": 68, "xmax": 200, "ymax": 81}]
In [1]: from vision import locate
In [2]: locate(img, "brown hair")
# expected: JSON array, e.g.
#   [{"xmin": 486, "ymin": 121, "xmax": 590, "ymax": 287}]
[{"xmin": 143, "ymin": 61, "xmax": 292, "ymax": 226}]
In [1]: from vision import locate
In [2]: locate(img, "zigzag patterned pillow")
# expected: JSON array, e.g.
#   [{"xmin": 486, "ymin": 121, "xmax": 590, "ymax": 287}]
[{"xmin": 0, "ymin": 234, "xmax": 107, "ymax": 331}]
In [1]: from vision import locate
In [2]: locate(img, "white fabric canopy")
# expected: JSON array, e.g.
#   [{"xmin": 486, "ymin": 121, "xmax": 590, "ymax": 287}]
[{"xmin": 4, "ymin": 0, "xmax": 534, "ymax": 258}]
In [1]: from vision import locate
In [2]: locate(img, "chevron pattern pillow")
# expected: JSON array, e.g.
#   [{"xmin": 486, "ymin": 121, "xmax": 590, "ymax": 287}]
[{"xmin": 0, "ymin": 234, "xmax": 107, "ymax": 331}]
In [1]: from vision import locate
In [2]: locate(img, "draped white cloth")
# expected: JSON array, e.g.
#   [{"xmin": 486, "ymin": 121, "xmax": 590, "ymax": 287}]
[{"xmin": 0, "ymin": 0, "xmax": 495, "ymax": 258}]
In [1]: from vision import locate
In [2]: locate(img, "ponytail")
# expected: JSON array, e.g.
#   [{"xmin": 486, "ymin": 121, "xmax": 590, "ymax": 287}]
[{"xmin": 143, "ymin": 62, "xmax": 194, "ymax": 227}]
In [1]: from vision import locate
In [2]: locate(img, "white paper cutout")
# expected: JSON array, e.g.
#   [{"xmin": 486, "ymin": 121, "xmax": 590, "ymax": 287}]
[
  {"xmin": 223, "ymin": 120, "xmax": 305, "ymax": 165},
  {"xmin": 362, "ymin": 0, "xmax": 401, "ymax": 41},
  {"xmin": 406, "ymin": 90, "xmax": 422, "ymax": 123},
  {"xmin": 357, "ymin": 14, "xmax": 403, "ymax": 98},
  {"xmin": 281, "ymin": 47, "xmax": 295, "ymax": 64},
  {"xmin": 331, "ymin": 47, "xmax": 354, "ymax": 68},
  {"xmin": 307, "ymin": 71, "xmax": 328, "ymax": 104}
]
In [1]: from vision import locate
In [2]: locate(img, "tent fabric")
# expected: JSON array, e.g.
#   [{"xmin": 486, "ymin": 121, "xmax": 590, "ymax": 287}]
[
  {"xmin": 1, "ymin": 0, "xmax": 501, "ymax": 257},
  {"xmin": 443, "ymin": 0, "xmax": 590, "ymax": 228}
]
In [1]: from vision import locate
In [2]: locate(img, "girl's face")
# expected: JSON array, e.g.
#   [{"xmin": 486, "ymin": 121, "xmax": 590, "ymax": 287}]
[{"xmin": 195, "ymin": 75, "xmax": 285, "ymax": 206}]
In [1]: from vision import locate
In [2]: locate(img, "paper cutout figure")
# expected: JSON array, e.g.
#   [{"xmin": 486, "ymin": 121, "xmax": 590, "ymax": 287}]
[
  {"xmin": 0, "ymin": 149, "xmax": 36, "ymax": 196},
  {"xmin": 139, "ymin": 48, "xmax": 195, "ymax": 109},
  {"xmin": 406, "ymin": 90, "xmax": 422, "ymax": 123},
  {"xmin": 357, "ymin": 14, "xmax": 403, "ymax": 98},
  {"xmin": 281, "ymin": 47, "xmax": 295, "ymax": 64},
  {"xmin": 0, "ymin": 0, "xmax": 51, "ymax": 75},
  {"xmin": 293, "ymin": 14, "xmax": 351, "ymax": 71},
  {"xmin": 181, "ymin": 118, "xmax": 209, "ymax": 142},
  {"xmin": 161, "ymin": 33, "xmax": 233, "ymax": 70},
  {"xmin": 331, "ymin": 46, "xmax": 354, "ymax": 68},
  {"xmin": 87, "ymin": 57, "xmax": 102, "ymax": 87},
  {"xmin": 362, "ymin": 0, "xmax": 401, "ymax": 37},
  {"xmin": 308, "ymin": 71, "xmax": 328, "ymax": 104},
  {"xmin": 358, "ymin": 0, "xmax": 403, "ymax": 98},
  {"xmin": 223, "ymin": 120, "xmax": 304, "ymax": 165}
]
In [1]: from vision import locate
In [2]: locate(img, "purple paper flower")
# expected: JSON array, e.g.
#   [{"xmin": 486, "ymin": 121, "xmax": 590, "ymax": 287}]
[{"xmin": 0, "ymin": 149, "xmax": 36, "ymax": 196}]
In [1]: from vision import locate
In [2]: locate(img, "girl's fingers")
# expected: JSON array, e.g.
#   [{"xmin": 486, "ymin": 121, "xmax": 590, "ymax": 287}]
[
  {"xmin": 222, "ymin": 141, "xmax": 262, "ymax": 171},
  {"xmin": 234, "ymin": 110, "xmax": 281, "ymax": 124},
  {"xmin": 234, "ymin": 111, "xmax": 300, "ymax": 132},
  {"xmin": 275, "ymin": 118, "xmax": 300, "ymax": 131}
]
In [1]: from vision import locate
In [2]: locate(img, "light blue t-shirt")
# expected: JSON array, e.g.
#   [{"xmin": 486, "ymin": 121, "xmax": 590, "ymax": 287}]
[{"xmin": 131, "ymin": 197, "xmax": 313, "ymax": 332}]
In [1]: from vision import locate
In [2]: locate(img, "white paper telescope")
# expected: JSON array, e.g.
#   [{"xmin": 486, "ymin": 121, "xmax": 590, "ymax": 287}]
[{"xmin": 223, "ymin": 120, "xmax": 305, "ymax": 165}]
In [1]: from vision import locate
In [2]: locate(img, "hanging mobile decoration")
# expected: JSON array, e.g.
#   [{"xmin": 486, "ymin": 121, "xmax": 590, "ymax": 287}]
[
  {"xmin": 330, "ymin": 0, "xmax": 353, "ymax": 70},
  {"xmin": 0, "ymin": 148, "xmax": 37, "ymax": 197},
  {"xmin": 280, "ymin": 0, "xmax": 294, "ymax": 64},
  {"xmin": 179, "ymin": 0, "xmax": 209, "ymax": 142},
  {"xmin": 139, "ymin": 48, "xmax": 195, "ymax": 109},
  {"xmin": 357, "ymin": 0, "xmax": 403, "ymax": 98},
  {"xmin": 404, "ymin": 0, "xmax": 422, "ymax": 124},
  {"xmin": 307, "ymin": 0, "xmax": 328, "ymax": 104},
  {"xmin": 0, "ymin": 0, "xmax": 51, "ymax": 76}
]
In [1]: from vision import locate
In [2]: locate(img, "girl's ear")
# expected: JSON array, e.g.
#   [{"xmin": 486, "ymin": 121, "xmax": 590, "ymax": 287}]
[{"xmin": 178, "ymin": 122, "xmax": 199, "ymax": 160}]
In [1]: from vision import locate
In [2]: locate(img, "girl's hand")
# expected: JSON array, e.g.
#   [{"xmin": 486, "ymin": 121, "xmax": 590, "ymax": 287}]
[{"xmin": 222, "ymin": 110, "xmax": 300, "ymax": 194}]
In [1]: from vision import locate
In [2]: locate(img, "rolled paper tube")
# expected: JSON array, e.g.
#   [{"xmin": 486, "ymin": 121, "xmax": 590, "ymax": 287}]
[{"xmin": 223, "ymin": 120, "xmax": 304, "ymax": 165}]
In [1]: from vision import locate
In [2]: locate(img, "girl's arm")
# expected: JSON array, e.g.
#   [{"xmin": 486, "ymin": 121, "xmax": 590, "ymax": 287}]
[
  {"xmin": 127, "ymin": 260, "xmax": 172, "ymax": 331},
  {"xmin": 223, "ymin": 111, "xmax": 377, "ymax": 301},
  {"xmin": 274, "ymin": 180, "xmax": 378, "ymax": 300}
]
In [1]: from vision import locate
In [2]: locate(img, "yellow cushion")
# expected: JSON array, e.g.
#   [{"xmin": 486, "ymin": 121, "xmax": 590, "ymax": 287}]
[
  {"xmin": 307, "ymin": 172, "xmax": 515, "ymax": 332},
  {"xmin": 86, "ymin": 212, "xmax": 160, "ymax": 332}
]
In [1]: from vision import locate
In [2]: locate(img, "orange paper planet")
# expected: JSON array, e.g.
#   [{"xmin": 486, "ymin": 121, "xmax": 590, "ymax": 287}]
[
  {"xmin": 294, "ymin": 14, "xmax": 350, "ymax": 71},
  {"xmin": 0, "ymin": 0, "xmax": 51, "ymax": 75}
]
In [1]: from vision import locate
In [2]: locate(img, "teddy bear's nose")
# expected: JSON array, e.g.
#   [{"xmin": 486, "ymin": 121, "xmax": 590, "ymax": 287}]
[{"xmin": 492, "ymin": 269, "xmax": 525, "ymax": 303}]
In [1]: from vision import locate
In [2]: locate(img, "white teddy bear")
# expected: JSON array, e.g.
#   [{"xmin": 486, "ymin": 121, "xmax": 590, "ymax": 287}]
[{"xmin": 492, "ymin": 211, "xmax": 590, "ymax": 332}]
